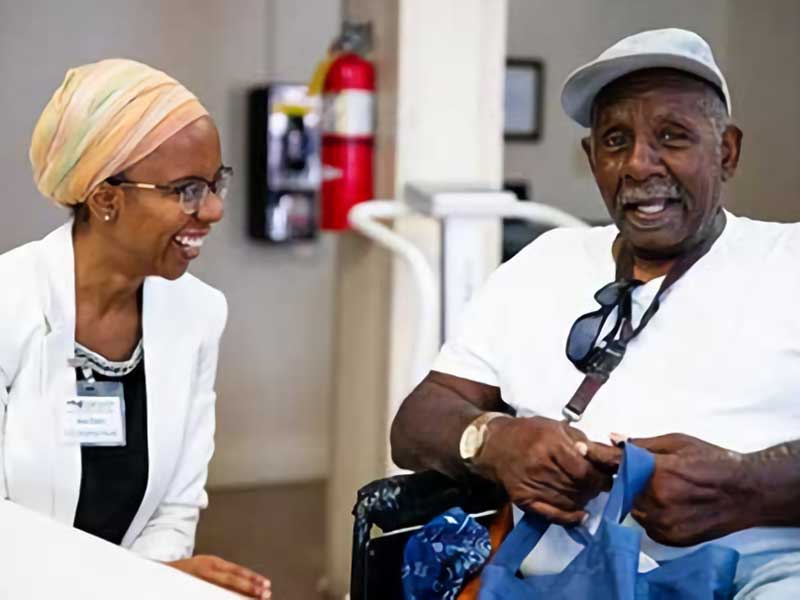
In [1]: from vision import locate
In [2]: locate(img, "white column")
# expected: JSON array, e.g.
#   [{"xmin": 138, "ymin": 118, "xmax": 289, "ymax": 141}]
[
  {"xmin": 325, "ymin": 1, "xmax": 507, "ymax": 595},
  {"xmin": 387, "ymin": 0, "xmax": 507, "ymax": 428}
]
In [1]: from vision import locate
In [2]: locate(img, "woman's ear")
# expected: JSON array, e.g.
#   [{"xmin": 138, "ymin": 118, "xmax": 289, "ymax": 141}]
[{"xmin": 85, "ymin": 182, "xmax": 123, "ymax": 223}]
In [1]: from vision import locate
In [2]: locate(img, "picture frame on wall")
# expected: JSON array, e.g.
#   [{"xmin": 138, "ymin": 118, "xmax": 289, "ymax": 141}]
[{"xmin": 504, "ymin": 58, "xmax": 544, "ymax": 142}]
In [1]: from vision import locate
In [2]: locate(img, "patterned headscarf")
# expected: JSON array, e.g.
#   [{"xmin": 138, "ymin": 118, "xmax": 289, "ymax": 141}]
[{"xmin": 30, "ymin": 58, "xmax": 208, "ymax": 207}]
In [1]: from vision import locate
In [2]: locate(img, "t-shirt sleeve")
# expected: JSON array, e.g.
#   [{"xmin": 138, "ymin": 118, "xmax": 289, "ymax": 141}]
[{"xmin": 431, "ymin": 266, "xmax": 511, "ymax": 387}]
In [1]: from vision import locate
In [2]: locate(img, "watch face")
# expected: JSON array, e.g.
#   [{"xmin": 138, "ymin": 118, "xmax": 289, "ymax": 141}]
[{"xmin": 459, "ymin": 425, "xmax": 482, "ymax": 460}]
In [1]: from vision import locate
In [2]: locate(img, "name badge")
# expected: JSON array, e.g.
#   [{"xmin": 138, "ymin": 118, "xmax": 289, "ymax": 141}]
[{"xmin": 61, "ymin": 380, "xmax": 127, "ymax": 447}]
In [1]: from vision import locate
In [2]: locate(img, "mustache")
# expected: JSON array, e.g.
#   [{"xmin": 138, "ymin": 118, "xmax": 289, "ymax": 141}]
[{"xmin": 617, "ymin": 179, "xmax": 682, "ymax": 205}]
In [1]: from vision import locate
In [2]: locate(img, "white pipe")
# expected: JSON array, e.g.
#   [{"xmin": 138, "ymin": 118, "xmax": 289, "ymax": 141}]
[
  {"xmin": 348, "ymin": 201, "xmax": 440, "ymax": 475},
  {"xmin": 347, "ymin": 201, "xmax": 439, "ymax": 389},
  {"xmin": 448, "ymin": 201, "xmax": 590, "ymax": 229}
]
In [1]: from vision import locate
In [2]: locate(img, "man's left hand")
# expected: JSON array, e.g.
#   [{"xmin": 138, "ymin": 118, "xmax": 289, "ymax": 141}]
[{"xmin": 587, "ymin": 433, "xmax": 756, "ymax": 547}]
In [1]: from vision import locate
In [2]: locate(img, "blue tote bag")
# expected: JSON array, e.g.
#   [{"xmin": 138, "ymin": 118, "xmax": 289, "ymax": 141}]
[{"xmin": 479, "ymin": 443, "xmax": 739, "ymax": 599}]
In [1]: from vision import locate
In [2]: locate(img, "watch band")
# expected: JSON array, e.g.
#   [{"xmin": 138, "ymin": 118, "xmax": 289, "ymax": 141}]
[
  {"xmin": 471, "ymin": 411, "xmax": 509, "ymax": 433},
  {"xmin": 459, "ymin": 411, "xmax": 511, "ymax": 462}
]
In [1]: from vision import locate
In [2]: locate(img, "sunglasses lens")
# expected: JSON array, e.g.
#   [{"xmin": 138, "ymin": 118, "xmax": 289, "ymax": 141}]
[
  {"xmin": 566, "ymin": 311, "xmax": 607, "ymax": 363},
  {"xmin": 595, "ymin": 281, "xmax": 626, "ymax": 306}
]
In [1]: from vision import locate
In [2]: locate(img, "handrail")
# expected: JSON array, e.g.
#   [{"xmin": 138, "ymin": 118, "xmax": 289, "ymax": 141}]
[{"xmin": 348, "ymin": 201, "xmax": 440, "ymax": 387}]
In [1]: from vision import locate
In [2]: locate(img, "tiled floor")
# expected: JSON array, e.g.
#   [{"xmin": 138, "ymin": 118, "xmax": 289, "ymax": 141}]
[{"xmin": 195, "ymin": 481, "xmax": 327, "ymax": 599}]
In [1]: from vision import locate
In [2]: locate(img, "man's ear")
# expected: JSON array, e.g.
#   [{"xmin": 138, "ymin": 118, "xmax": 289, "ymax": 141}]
[
  {"xmin": 581, "ymin": 136, "xmax": 596, "ymax": 176},
  {"xmin": 85, "ymin": 183, "xmax": 123, "ymax": 223},
  {"xmin": 720, "ymin": 124, "xmax": 743, "ymax": 182}
]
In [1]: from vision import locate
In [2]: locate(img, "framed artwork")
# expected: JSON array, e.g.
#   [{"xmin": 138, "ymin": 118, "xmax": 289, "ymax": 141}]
[{"xmin": 504, "ymin": 58, "xmax": 544, "ymax": 142}]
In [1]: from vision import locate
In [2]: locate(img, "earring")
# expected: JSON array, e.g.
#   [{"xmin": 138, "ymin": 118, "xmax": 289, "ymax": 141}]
[{"xmin": 104, "ymin": 213, "xmax": 111, "ymax": 222}]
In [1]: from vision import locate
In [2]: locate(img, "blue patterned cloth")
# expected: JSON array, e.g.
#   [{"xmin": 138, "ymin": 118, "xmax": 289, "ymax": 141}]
[{"xmin": 402, "ymin": 507, "xmax": 492, "ymax": 600}]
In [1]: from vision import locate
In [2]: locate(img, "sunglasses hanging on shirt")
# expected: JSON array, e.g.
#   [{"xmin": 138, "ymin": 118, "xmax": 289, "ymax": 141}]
[
  {"xmin": 561, "ymin": 210, "xmax": 727, "ymax": 423},
  {"xmin": 565, "ymin": 279, "xmax": 641, "ymax": 373}
]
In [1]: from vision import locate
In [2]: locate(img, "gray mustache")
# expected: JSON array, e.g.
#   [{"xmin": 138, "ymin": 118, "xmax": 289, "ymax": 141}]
[{"xmin": 618, "ymin": 180, "xmax": 681, "ymax": 204}]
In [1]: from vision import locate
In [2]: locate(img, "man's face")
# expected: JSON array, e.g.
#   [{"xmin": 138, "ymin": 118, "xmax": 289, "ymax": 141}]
[{"xmin": 583, "ymin": 69, "xmax": 741, "ymax": 257}]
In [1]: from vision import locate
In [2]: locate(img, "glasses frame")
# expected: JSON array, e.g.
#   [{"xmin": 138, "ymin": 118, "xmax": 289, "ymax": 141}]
[{"xmin": 106, "ymin": 165, "xmax": 233, "ymax": 215}]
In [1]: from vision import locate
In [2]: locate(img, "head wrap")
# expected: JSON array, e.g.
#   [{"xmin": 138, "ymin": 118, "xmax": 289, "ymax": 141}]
[{"xmin": 30, "ymin": 58, "xmax": 209, "ymax": 207}]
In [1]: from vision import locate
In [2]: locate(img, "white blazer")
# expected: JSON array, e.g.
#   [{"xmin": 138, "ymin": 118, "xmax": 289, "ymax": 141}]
[{"xmin": 0, "ymin": 221, "xmax": 227, "ymax": 561}]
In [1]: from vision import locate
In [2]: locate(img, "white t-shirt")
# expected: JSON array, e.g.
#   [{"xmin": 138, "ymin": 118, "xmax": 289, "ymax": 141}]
[{"xmin": 432, "ymin": 211, "xmax": 800, "ymax": 562}]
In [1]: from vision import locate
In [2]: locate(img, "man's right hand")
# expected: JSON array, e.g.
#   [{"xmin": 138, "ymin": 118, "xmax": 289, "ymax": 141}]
[{"xmin": 474, "ymin": 416, "xmax": 615, "ymax": 525}]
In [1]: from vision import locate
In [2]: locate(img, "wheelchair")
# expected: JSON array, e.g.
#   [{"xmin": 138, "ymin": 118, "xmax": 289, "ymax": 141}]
[{"xmin": 349, "ymin": 470, "xmax": 508, "ymax": 600}]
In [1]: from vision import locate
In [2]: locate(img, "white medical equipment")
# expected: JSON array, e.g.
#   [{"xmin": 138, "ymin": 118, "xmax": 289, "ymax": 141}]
[
  {"xmin": 347, "ymin": 186, "xmax": 588, "ymax": 472},
  {"xmin": 349, "ymin": 186, "xmax": 587, "ymax": 384}
]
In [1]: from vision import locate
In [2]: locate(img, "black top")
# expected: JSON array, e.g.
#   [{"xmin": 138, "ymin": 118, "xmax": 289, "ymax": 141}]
[{"xmin": 72, "ymin": 347, "xmax": 149, "ymax": 545}]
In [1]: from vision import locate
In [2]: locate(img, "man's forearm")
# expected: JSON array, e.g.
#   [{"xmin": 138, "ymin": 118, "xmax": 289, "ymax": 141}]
[
  {"xmin": 390, "ymin": 379, "xmax": 483, "ymax": 478},
  {"xmin": 390, "ymin": 372, "xmax": 504, "ymax": 479},
  {"xmin": 744, "ymin": 439, "xmax": 800, "ymax": 528}
]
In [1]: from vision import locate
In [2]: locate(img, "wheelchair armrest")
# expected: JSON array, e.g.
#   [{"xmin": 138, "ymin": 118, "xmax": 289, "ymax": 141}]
[
  {"xmin": 353, "ymin": 470, "xmax": 507, "ymax": 534},
  {"xmin": 350, "ymin": 470, "xmax": 507, "ymax": 600}
]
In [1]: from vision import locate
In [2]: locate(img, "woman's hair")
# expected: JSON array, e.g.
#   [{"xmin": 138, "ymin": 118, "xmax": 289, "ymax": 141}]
[
  {"xmin": 29, "ymin": 58, "xmax": 208, "ymax": 209},
  {"xmin": 71, "ymin": 203, "xmax": 89, "ymax": 223}
]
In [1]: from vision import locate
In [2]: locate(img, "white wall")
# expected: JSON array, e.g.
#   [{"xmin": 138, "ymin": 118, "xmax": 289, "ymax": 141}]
[
  {"xmin": 0, "ymin": 0, "xmax": 341, "ymax": 486},
  {"xmin": 504, "ymin": 0, "xmax": 730, "ymax": 223},
  {"xmin": 725, "ymin": 0, "xmax": 800, "ymax": 221},
  {"xmin": 505, "ymin": 0, "xmax": 800, "ymax": 224}
]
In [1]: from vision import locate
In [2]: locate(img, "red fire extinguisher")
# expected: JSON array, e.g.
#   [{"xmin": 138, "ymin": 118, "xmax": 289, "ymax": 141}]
[{"xmin": 319, "ymin": 52, "xmax": 375, "ymax": 231}]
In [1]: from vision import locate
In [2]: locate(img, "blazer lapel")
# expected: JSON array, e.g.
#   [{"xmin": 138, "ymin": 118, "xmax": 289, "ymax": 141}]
[
  {"xmin": 123, "ymin": 276, "xmax": 194, "ymax": 544},
  {"xmin": 38, "ymin": 222, "xmax": 82, "ymax": 525}
]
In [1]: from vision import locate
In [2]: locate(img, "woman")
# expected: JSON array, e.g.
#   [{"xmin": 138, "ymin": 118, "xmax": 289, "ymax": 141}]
[{"xmin": 0, "ymin": 59, "xmax": 271, "ymax": 599}]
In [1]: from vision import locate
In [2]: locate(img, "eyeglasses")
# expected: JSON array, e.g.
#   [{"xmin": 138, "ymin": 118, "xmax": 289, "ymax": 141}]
[
  {"xmin": 565, "ymin": 279, "xmax": 642, "ymax": 374},
  {"xmin": 106, "ymin": 166, "xmax": 233, "ymax": 215}
]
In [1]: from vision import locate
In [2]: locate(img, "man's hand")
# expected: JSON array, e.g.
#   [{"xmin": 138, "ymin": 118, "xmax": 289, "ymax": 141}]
[
  {"xmin": 587, "ymin": 433, "xmax": 754, "ymax": 547},
  {"xmin": 167, "ymin": 555, "xmax": 271, "ymax": 599},
  {"xmin": 475, "ymin": 416, "xmax": 615, "ymax": 525}
]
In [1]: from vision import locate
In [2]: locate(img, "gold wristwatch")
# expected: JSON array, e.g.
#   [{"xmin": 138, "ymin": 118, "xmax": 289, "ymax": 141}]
[{"xmin": 458, "ymin": 411, "xmax": 511, "ymax": 462}]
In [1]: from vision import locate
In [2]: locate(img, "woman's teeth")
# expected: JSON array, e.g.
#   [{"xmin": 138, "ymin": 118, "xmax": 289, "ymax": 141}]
[{"xmin": 174, "ymin": 235, "xmax": 205, "ymax": 248}]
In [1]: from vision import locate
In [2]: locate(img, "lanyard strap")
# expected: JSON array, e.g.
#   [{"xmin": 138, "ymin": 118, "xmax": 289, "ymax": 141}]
[{"xmin": 562, "ymin": 210, "xmax": 727, "ymax": 423}]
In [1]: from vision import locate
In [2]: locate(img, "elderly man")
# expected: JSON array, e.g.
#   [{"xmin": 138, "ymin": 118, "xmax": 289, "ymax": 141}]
[{"xmin": 390, "ymin": 28, "xmax": 800, "ymax": 596}]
